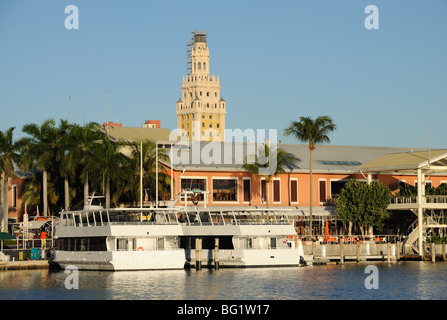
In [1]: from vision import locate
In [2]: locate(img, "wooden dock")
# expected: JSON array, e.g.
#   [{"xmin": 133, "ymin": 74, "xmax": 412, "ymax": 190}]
[{"xmin": 0, "ymin": 260, "xmax": 51, "ymax": 271}]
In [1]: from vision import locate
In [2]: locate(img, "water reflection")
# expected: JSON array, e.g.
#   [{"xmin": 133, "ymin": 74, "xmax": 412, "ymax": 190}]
[{"xmin": 2, "ymin": 262, "xmax": 447, "ymax": 300}]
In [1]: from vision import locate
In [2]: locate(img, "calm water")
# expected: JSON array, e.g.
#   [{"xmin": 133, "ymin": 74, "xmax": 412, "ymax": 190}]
[{"xmin": 1, "ymin": 262, "xmax": 447, "ymax": 300}]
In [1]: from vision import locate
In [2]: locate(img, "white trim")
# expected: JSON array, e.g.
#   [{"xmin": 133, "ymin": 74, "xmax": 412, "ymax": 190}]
[
  {"xmin": 11, "ymin": 184, "xmax": 17, "ymax": 209},
  {"xmin": 318, "ymin": 179, "xmax": 327, "ymax": 204},
  {"xmin": 211, "ymin": 177, "xmax": 239, "ymax": 203},
  {"xmin": 289, "ymin": 178, "xmax": 299, "ymax": 204},
  {"xmin": 260, "ymin": 177, "xmax": 266, "ymax": 204},
  {"xmin": 242, "ymin": 177, "xmax": 251, "ymax": 204},
  {"xmin": 272, "ymin": 177, "xmax": 281, "ymax": 204},
  {"xmin": 180, "ymin": 176, "xmax": 208, "ymax": 203}
]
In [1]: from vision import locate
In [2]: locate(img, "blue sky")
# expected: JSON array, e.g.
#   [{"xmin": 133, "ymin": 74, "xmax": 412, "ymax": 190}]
[{"xmin": 1, "ymin": 0, "xmax": 446, "ymax": 148}]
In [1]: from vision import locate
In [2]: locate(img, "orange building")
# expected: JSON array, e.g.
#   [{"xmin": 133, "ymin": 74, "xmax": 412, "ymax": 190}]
[{"xmin": 159, "ymin": 142, "xmax": 447, "ymax": 210}]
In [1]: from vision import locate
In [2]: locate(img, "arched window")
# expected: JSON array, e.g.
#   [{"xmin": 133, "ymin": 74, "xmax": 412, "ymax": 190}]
[
  {"xmin": 203, "ymin": 62, "xmax": 206, "ymax": 70},
  {"xmin": 198, "ymin": 62, "xmax": 201, "ymax": 70}
]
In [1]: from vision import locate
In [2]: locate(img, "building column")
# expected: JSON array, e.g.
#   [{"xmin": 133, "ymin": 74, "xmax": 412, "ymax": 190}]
[{"xmin": 417, "ymin": 168, "xmax": 424, "ymax": 258}]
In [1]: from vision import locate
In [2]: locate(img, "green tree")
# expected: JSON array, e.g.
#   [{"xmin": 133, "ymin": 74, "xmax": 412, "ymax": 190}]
[
  {"xmin": 336, "ymin": 180, "xmax": 391, "ymax": 237},
  {"xmin": 21, "ymin": 119, "xmax": 59, "ymax": 217},
  {"xmin": 55, "ymin": 120, "xmax": 77, "ymax": 210},
  {"xmin": 127, "ymin": 141, "xmax": 172, "ymax": 205},
  {"xmin": 243, "ymin": 144, "xmax": 296, "ymax": 209},
  {"xmin": 87, "ymin": 134, "xmax": 131, "ymax": 208},
  {"xmin": 60, "ymin": 122, "xmax": 103, "ymax": 208},
  {"xmin": 284, "ymin": 116, "xmax": 336, "ymax": 235},
  {"xmin": 0, "ymin": 127, "xmax": 23, "ymax": 231},
  {"xmin": 335, "ymin": 180, "xmax": 367, "ymax": 237}
]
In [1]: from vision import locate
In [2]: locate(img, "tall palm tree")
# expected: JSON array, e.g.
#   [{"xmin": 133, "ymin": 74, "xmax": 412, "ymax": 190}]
[
  {"xmin": 243, "ymin": 143, "xmax": 296, "ymax": 209},
  {"xmin": 284, "ymin": 116, "xmax": 336, "ymax": 235},
  {"xmin": 87, "ymin": 134, "xmax": 131, "ymax": 208},
  {"xmin": 128, "ymin": 141, "xmax": 172, "ymax": 205},
  {"xmin": 21, "ymin": 119, "xmax": 58, "ymax": 217},
  {"xmin": 56, "ymin": 120, "xmax": 76, "ymax": 210},
  {"xmin": 0, "ymin": 127, "xmax": 23, "ymax": 232},
  {"xmin": 63, "ymin": 122, "xmax": 103, "ymax": 207}
]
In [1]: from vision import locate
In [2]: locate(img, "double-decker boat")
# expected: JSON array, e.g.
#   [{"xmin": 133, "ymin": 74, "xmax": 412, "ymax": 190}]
[{"xmin": 52, "ymin": 197, "xmax": 302, "ymax": 270}]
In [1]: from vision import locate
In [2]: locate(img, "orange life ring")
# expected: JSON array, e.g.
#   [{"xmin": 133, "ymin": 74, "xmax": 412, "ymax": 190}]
[{"xmin": 137, "ymin": 247, "xmax": 144, "ymax": 251}]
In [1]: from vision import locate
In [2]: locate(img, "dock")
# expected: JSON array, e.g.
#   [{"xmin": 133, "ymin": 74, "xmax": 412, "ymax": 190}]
[{"xmin": 0, "ymin": 260, "xmax": 51, "ymax": 271}]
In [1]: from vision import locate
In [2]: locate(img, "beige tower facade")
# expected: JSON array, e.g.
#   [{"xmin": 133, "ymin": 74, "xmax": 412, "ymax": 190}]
[{"xmin": 176, "ymin": 31, "xmax": 226, "ymax": 141}]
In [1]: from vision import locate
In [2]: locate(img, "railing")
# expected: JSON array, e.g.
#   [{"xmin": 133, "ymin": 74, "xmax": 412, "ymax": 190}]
[
  {"xmin": 391, "ymin": 195, "xmax": 447, "ymax": 204},
  {"xmin": 60, "ymin": 208, "xmax": 294, "ymax": 228},
  {"xmin": 297, "ymin": 234, "xmax": 402, "ymax": 244}
]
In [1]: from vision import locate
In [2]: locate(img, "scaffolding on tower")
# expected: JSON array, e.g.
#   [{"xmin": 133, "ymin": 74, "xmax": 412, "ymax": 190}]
[{"xmin": 186, "ymin": 30, "xmax": 207, "ymax": 76}]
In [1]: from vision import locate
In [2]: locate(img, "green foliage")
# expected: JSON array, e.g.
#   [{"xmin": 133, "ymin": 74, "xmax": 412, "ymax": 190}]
[
  {"xmin": 283, "ymin": 116, "xmax": 337, "ymax": 149},
  {"xmin": 336, "ymin": 180, "xmax": 392, "ymax": 232}
]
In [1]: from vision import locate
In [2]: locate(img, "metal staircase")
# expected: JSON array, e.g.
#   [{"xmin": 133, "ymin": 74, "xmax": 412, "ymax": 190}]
[{"xmin": 403, "ymin": 214, "xmax": 447, "ymax": 254}]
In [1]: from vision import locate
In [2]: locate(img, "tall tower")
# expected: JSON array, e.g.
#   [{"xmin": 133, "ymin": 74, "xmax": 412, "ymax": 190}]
[{"xmin": 176, "ymin": 31, "xmax": 226, "ymax": 141}]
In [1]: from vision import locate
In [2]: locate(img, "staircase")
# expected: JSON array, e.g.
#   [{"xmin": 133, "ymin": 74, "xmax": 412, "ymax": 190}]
[{"xmin": 403, "ymin": 215, "xmax": 447, "ymax": 255}]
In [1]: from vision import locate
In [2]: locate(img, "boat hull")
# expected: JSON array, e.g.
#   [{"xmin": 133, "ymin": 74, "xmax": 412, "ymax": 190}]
[
  {"xmin": 53, "ymin": 250, "xmax": 186, "ymax": 271},
  {"xmin": 185, "ymin": 248, "xmax": 301, "ymax": 268}
]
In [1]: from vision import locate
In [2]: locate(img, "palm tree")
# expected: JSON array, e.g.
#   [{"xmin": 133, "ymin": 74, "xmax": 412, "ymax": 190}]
[
  {"xmin": 128, "ymin": 141, "xmax": 172, "ymax": 205},
  {"xmin": 0, "ymin": 127, "xmax": 23, "ymax": 232},
  {"xmin": 63, "ymin": 122, "xmax": 103, "ymax": 207},
  {"xmin": 243, "ymin": 143, "xmax": 296, "ymax": 210},
  {"xmin": 56, "ymin": 120, "xmax": 77, "ymax": 210},
  {"xmin": 284, "ymin": 116, "xmax": 336, "ymax": 235},
  {"xmin": 87, "ymin": 134, "xmax": 131, "ymax": 208},
  {"xmin": 21, "ymin": 119, "xmax": 58, "ymax": 217}
]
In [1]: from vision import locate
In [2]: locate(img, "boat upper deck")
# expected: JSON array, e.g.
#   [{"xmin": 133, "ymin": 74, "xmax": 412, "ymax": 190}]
[{"xmin": 58, "ymin": 207, "xmax": 296, "ymax": 228}]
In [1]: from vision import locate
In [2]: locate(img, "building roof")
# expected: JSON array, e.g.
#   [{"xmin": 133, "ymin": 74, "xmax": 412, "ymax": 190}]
[
  {"xmin": 357, "ymin": 149, "xmax": 447, "ymax": 174},
  {"xmin": 159, "ymin": 141, "xmax": 427, "ymax": 174},
  {"xmin": 99, "ymin": 126, "xmax": 177, "ymax": 142}
]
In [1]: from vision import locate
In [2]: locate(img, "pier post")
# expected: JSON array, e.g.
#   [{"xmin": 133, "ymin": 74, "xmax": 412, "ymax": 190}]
[
  {"xmin": 195, "ymin": 238, "xmax": 202, "ymax": 270},
  {"xmin": 431, "ymin": 242, "xmax": 435, "ymax": 263},
  {"xmin": 214, "ymin": 237, "xmax": 219, "ymax": 269},
  {"xmin": 356, "ymin": 240, "xmax": 360, "ymax": 262},
  {"xmin": 387, "ymin": 242, "xmax": 391, "ymax": 264},
  {"xmin": 442, "ymin": 242, "xmax": 446, "ymax": 261},
  {"xmin": 397, "ymin": 241, "xmax": 401, "ymax": 261},
  {"xmin": 339, "ymin": 238, "xmax": 344, "ymax": 265},
  {"xmin": 312, "ymin": 240, "xmax": 316, "ymax": 259}
]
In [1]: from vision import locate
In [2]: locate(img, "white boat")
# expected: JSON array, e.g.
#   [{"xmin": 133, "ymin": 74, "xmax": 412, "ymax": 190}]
[
  {"xmin": 53, "ymin": 205, "xmax": 302, "ymax": 270},
  {"xmin": 53, "ymin": 208, "xmax": 185, "ymax": 271},
  {"xmin": 178, "ymin": 207, "xmax": 302, "ymax": 268}
]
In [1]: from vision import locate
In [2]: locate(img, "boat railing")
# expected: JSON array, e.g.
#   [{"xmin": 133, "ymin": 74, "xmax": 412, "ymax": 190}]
[{"xmin": 60, "ymin": 207, "xmax": 297, "ymax": 228}]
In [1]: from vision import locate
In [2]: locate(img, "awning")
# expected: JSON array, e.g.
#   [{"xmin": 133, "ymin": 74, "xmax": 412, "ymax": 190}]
[
  {"xmin": 25, "ymin": 220, "xmax": 50, "ymax": 230},
  {"xmin": 0, "ymin": 232, "xmax": 16, "ymax": 240},
  {"xmin": 295, "ymin": 206, "xmax": 336, "ymax": 216}
]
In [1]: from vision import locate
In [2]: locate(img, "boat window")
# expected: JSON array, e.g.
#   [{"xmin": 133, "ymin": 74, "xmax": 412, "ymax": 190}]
[
  {"xmin": 116, "ymin": 238, "xmax": 128, "ymax": 251},
  {"xmin": 157, "ymin": 238, "xmax": 164, "ymax": 251},
  {"xmin": 270, "ymin": 237, "xmax": 276, "ymax": 249}
]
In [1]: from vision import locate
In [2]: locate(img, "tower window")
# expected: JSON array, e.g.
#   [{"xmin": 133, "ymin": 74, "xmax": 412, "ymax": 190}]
[
  {"xmin": 198, "ymin": 62, "xmax": 201, "ymax": 70},
  {"xmin": 203, "ymin": 63, "xmax": 206, "ymax": 70},
  {"xmin": 202, "ymin": 122, "xmax": 205, "ymax": 128},
  {"xmin": 217, "ymin": 123, "xmax": 220, "ymax": 128},
  {"xmin": 209, "ymin": 115, "xmax": 212, "ymax": 119},
  {"xmin": 207, "ymin": 92, "xmax": 209, "ymax": 97}
]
